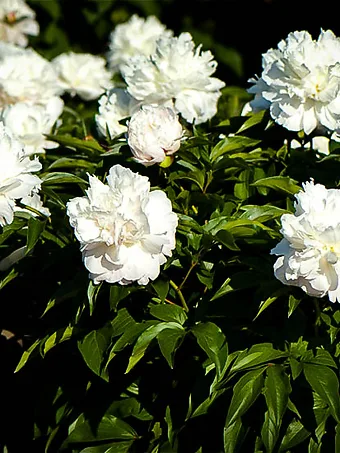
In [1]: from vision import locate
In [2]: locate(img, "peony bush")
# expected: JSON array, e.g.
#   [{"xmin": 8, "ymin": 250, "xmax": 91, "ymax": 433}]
[{"xmin": 2, "ymin": 1, "xmax": 340, "ymax": 452}]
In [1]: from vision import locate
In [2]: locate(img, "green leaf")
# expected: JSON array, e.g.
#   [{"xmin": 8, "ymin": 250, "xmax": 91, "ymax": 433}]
[
  {"xmin": 240, "ymin": 204, "xmax": 289, "ymax": 223},
  {"xmin": 223, "ymin": 418, "xmax": 244, "ymax": 453},
  {"xmin": 45, "ymin": 134, "xmax": 104, "ymax": 155},
  {"xmin": 151, "ymin": 278, "xmax": 170, "ymax": 303},
  {"xmin": 110, "ymin": 308, "xmax": 137, "ymax": 338},
  {"xmin": 210, "ymin": 278, "xmax": 233, "ymax": 301},
  {"xmin": 190, "ymin": 388, "xmax": 227, "ymax": 419},
  {"xmin": 177, "ymin": 214, "xmax": 203, "ymax": 233},
  {"xmin": 211, "ymin": 135, "xmax": 261, "ymax": 162},
  {"xmin": 111, "ymin": 321, "xmax": 157, "ymax": 354},
  {"xmin": 66, "ymin": 414, "xmax": 137, "ymax": 444},
  {"xmin": 288, "ymin": 294, "xmax": 301, "ymax": 318},
  {"xmin": 253, "ymin": 296, "xmax": 279, "ymax": 320},
  {"xmin": 304, "ymin": 348, "xmax": 337, "ymax": 368},
  {"xmin": 43, "ymin": 326, "xmax": 74, "ymax": 356},
  {"xmin": 87, "ymin": 280, "xmax": 102, "ymax": 315},
  {"xmin": 0, "ymin": 268, "xmax": 18, "ymax": 290},
  {"xmin": 169, "ymin": 170, "xmax": 205, "ymax": 192},
  {"xmin": 261, "ymin": 365, "xmax": 291, "ymax": 453},
  {"xmin": 230, "ymin": 343, "xmax": 287, "ymax": 373},
  {"xmin": 303, "ymin": 363, "xmax": 340, "ymax": 422},
  {"xmin": 235, "ymin": 109, "xmax": 268, "ymax": 134},
  {"xmin": 102, "ymin": 442, "xmax": 134, "ymax": 453},
  {"xmin": 191, "ymin": 322, "xmax": 228, "ymax": 378},
  {"xmin": 223, "ymin": 218, "xmax": 273, "ymax": 237},
  {"xmin": 234, "ymin": 169, "xmax": 252, "ymax": 200},
  {"xmin": 125, "ymin": 322, "xmax": 183, "ymax": 373},
  {"xmin": 78, "ymin": 324, "xmax": 113, "ymax": 381},
  {"xmin": 251, "ymin": 176, "xmax": 301, "ymax": 195},
  {"xmin": 225, "ymin": 367, "xmax": 265, "ymax": 426},
  {"xmin": 26, "ymin": 217, "xmax": 46, "ymax": 253},
  {"xmin": 109, "ymin": 285, "xmax": 135, "ymax": 311},
  {"xmin": 41, "ymin": 171, "xmax": 88, "ymax": 186},
  {"xmin": 157, "ymin": 327, "xmax": 185, "ymax": 368},
  {"xmin": 335, "ymin": 423, "xmax": 340, "ymax": 453},
  {"xmin": 279, "ymin": 419, "xmax": 310, "ymax": 452},
  {"xmin": 14, "ymin": 339, "xmax": 41, "ymax": 373},
  {"xmin": 289, "ymin": 357, "xmax": 303, "ymax": 380},
  {"xmin": 47, "ymin": 157, "xmax": 97, "ymax": 172},
  {"xmin": 215, "ymin": 230, "xmax": 240, "ymax": 251},
  {"xmin": 150, "ymin": 303, "xmax": 188, "ymax": 325},
  {"xmin": 106, "ymin": 318, "xmax": 155, "ymax": 368},
  {"xmin": 78, "ymin": 443, "xmax": 134, "ymax": 453}
]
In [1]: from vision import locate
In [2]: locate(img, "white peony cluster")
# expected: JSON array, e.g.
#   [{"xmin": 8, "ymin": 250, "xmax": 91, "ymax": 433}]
[
  {"xmin": 106, "ymin": 14, "xmax": 173, "ymax": 73},
  {"xmin": 66, "ymin": 164, "xmax": 178, "ymax": 285},
  {"xmin": 121, "ymin": 32, "xmax": 225, "ymax": 125},
  {"xmin": 0, "ymin": 97, "xmax": 64, "ymax": 155},
  {"xmin": 95, "ymin": 88, "xmax": 139, "ymax": 139},
  {"xmin": 0, "ymin": 47, "xmax": 63, "ymax": 105},
  {"xmin": 271, "ymin": 180, "xmax": 340, "ymax": 303},
  {"xmin": 248, "ymin": 29, "xmax": 340, "ymax": 135},
  {"xmin": 127, "ymin": 104, "xmax": 183, "ymax": 166},
  {"xmin": 0, "ymin": 122, "xmax": 43, "ymax": 226},
  {"xmin": 0, "ymin": 44, "xmax": 65, "ymax": 157},
  {"xmin": 52, "ymin": 51, "xmax": 113, "ymax": 101},
  {"xmin": 0, "ymin": 0, "xmax": 39, "ymax": 47}
]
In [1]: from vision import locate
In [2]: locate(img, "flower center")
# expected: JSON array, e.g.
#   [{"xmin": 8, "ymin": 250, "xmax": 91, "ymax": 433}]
[
  {"xmin": 304, "ymin": 71, "xmax": 328, "ymax": 100},
  {"xmin": 5, "ymin": 12, "xmax": 17, "ymax": 24},
  {"xmin": 323, "ymin": 245, "xmax": 339, "ymax": 264},
  {"xmin": 118, "ymin": 219, "xmax": 141, "ymax": 246}
]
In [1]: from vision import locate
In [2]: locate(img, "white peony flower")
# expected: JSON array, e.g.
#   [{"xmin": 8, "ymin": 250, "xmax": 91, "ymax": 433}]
[
  {"xmin": 107, "ymin": 14, "xmax": 173, "ymax": 73},
  {"xmin": 0, "ymin": 96, "xmax": 64, "ymax": 155},
  {"xmin": 52, "ymin": 51, "xmax": 113, "ymax": 101},
  {"xmin": 14, "ymin": 193, "xmax": 50, "ymax": 218},
  {"xmin": 248, "ymin": 29, "xmax": 340, "ymax": 135},
  {"xmin": 288, "ymin": 136, "xmax": 330, "ymax": 156},
  {"xmin": 0, "ymin": 47, "xmax": 63, "ymax": 106},
  {"xmin": 0, "ymin": 41, "xmax": 26, "ymax": 59},
  {"xmin": 66, "ymin": 164, "xmax": 178, "ymax": 285},
  {"xmin": 121, "ymin": 32, "xmax": 225, "ymax": 125},
  {"xmin": 0, "ymin": 122, "xmax": 42, "ymax": 226},
  {"xmin": 95, "ymin": 87, "xmax": 139, "ymax": 139},
  {"xmin": 127, "ymin": 104, "xmax": 183, "ymax": 166},
  {"xmin": 271, "ymin": 180, "xmax": 340, "ymax": 303},
  {"xmin": 0, "ymin": 0, "xmax": 39, "ymax": 47}
]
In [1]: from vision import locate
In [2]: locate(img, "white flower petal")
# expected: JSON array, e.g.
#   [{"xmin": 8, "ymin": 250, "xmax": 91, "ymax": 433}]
[
  {"xmin": 272, "ymin": 179, "xmax": 340, "ymax": 302},
  {"xmin": 66, "ymin": 164, "xmax": 178, "ymax": 285}
]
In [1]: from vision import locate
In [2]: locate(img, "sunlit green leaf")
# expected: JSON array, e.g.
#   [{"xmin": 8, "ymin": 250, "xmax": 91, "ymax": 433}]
[
  {"xmin": 225, "ymin": 367, "xmax": 265, "ymax": 426},
  {"xmin": 251, "ymin": 176, "xmax": 301, "ymax": 195},
  {"xmin": 157, "ymin": 327, "xmax": 185, "ymax": 368},
  {"xmin": 125, "ymin": 322, "xmax": 183, "ymax": 373},
  {"xmin": 191, "ymin": 321, "xmax": 228, "ymax": 378},
  {"xmin": 66, "ymin": 414, "xmax": 137, "ymax": 444},
  {"xmin": 261, "ymin": 365, "xmax": 291, "ymax": 453},
  {"xmin": 304, "ymin": 363, "xmax": 340, "ymax": 422}
]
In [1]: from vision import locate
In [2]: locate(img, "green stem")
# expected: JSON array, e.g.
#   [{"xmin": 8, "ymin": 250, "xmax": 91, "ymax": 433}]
[
  {"xmin": 169, "ymin": 280, "xmax": 189, "ymax": 312},
  {"xmin": 16, "ymin": 201, "xmax": 49, "ymax": 219},
  {"xmin": 179, "ymin": 261, "xmax": 197, "ymax": 291},
  {"xmin": 313, "ymin": 297, "xmax": 321, "ymax": 337}
]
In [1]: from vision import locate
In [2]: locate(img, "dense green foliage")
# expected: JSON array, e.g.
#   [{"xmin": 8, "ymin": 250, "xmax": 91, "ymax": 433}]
[{"xmin": 2, "ymin": 1, "xmax": 340, "ymax": 452}]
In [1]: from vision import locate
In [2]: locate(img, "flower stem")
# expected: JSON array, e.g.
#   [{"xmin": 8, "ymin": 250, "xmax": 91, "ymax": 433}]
[
  {"xmin": 313, "ymin": 297, "xmax": 321, "ymax": 337},
  {"xmin": 179, "ymin": 261, "xmax": 197, "ymax": 291},
  {"xmin": 169, "ymin": 280, "xmax": 189, "ymax": 312}
]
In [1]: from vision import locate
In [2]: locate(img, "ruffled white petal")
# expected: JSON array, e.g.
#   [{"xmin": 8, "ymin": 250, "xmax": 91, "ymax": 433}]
[
  {"xmin": 271, "ymin": 180, "xmax": 340, "ymax": 302},
  {"xmin": 67, "ymin": 164, "xmax": 178, "ymax": 285}
]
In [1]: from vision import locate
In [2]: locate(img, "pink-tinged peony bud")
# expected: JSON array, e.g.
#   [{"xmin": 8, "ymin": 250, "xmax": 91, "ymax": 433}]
[{"xmin": 127, "ymin": 104, "xmax": 183, "ymax": 166}]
